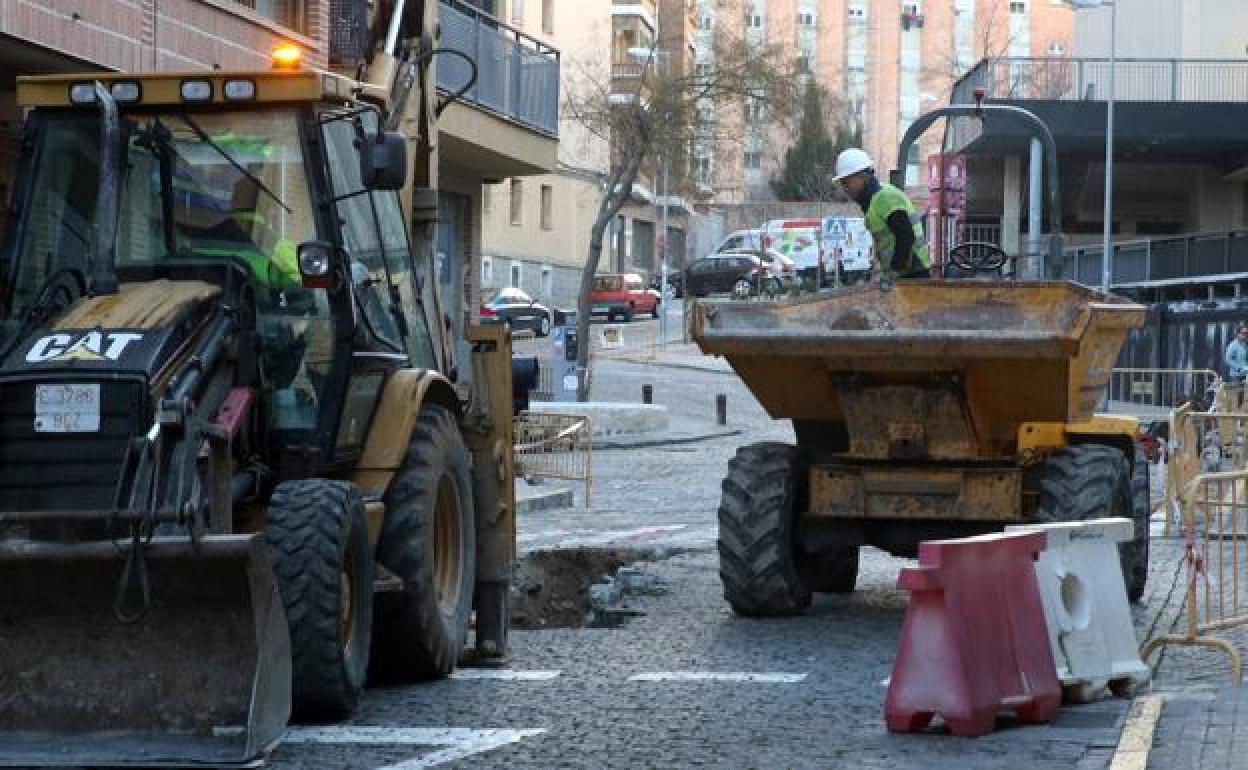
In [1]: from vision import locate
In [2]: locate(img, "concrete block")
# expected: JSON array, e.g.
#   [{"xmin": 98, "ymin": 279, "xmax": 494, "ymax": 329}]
[
  {"xmin": 1006, "ymin": 517, "xmax": 1152, "ymax": 703},
  {"xmin": 534, "ymin": 401, "xmax": 670, "ymax": 438}
]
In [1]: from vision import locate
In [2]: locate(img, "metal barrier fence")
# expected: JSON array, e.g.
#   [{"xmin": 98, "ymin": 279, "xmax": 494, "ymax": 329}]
[
  {"xmin": 594, "ymin": 325, "xmax": 657, "ymax": 362},
  {"xmin": 953, "ymin": 56, "xmax": 1248, "ymax": 105},
  {"xmin": 438, "ymin": 0, "xmax": 561, "ymax": 136},
  {"xmin": 1141, "ymin": 468, "xmax": 1248, "ymax": 683},
  {"xmin": 1105, "ymin": 368, "xmax": 1220, "ymax": 422},
  {"xmin": 514, "ymin": 412, "xmax": 592, "ymax": 506},
  {"xmin": 1060, "ymin": 228, "xmax": 1248, "ymax": 289},
  {"xmin": 1163, "ymin": 402, "xmax": 1248, "ymax": 536}
]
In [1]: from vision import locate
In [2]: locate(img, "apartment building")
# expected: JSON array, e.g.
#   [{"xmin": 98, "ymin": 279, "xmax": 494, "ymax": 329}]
[
  {"xmin": 692, "ymin": 0, "xmax": 1074, "ymax": 203},
  {"xmin": 475, "ymin": 0, "xmax": 614, "ymax": 309}
]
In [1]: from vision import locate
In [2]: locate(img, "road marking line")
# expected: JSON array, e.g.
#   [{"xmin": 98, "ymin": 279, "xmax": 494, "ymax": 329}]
[
  {"xmin": 627, "ymin": 671, "xmax": 808, "ymax": 683},
  {"xmin": 283, "ymin": 727, "xmax": 545, "ymax": 770},
  {"xmin": 450, "ymin": 669, "xmax": 561, "ymax": 680},
  {"xmin": 1109, "ymin": 695, "xmax": 1163, "ymax": 770}
]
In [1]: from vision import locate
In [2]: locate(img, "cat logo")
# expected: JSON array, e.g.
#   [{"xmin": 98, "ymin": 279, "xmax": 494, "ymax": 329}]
[{"xmin": 26, "ymin": 331, "xmax": 143, "ymax": 364}]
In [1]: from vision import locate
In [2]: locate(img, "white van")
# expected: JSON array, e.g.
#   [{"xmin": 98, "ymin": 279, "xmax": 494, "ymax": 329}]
[{"xmin": 713, "ymin": 229, "xmax": 764, "ymax": 253}]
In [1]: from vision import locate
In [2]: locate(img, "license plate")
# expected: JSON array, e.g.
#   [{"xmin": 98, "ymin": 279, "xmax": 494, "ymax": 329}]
[{"xmin": 34, "ymin": 384, "xmax": 100, "ymax": 433}]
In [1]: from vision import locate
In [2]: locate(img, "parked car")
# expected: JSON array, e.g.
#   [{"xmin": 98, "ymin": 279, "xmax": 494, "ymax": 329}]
[
  {"xmin": 590, "ymin": 273, "xmax": 660, "ymax": 322},
  {"xmin": 649, "ymin": 270, "xmax": 683, "ymax": 298},
  {"xmin": 720, "ymin": 248, "xmax": 796, "ymax": 287},
  {"xmin": 479, "ymin": 287, "xmax": 552, "ymax": 336},
  {"xmin": 683, "ymin": 254, "xmax": 767, "ymax": 297}
]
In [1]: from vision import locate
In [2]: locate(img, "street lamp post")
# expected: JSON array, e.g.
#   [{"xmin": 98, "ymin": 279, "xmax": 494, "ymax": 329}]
[{"xmin": 1069, "ymin": 0, "xmax": 1117, "ymax": 292}]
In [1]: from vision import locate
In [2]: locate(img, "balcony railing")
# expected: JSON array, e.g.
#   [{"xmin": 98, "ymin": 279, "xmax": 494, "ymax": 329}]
[
  {"xmin": 1061, "ymin": 229, "xmax": 1248, "ymax": 289},
  {"xmin": 438, "ymin": 0, "xmax": 561, "ymax": 137},
  {"xmin": 953, "ymin": 57, "xmax": 1248, "ymax": 106}
]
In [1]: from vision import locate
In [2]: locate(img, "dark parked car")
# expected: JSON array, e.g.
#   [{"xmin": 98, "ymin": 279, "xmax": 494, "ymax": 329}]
[
  {"xmin": 479, "ymin": 287, "xmax": 553, "ymax": 336},
  {"xmin": 649, "ymin": 270, "xmax": 683, "ymax": 298},
  {"xmin": 683, "ymin": 254, "xmax": 766, "ymax": 297}
]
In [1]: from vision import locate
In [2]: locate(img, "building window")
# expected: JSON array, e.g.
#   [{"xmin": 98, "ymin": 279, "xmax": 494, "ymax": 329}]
[
  {"xmin": 246, "ymin": 0, "xmax": 305, "ymax": 32},
  {"xmin": 482, "ymin": 185, "xmax": 491, "ymax": 214},
  {"xmin": 509, "ymin": 261, "xmax": 523, "ymax": 288},
  {"xmin": 695, "ymin": 62, "xmax": 712, "ymax": 77},
  {"xmin": 482, "ymin": 256, "xmax": 494, "ymax": 288},
  {"xmin": 510, "ymin": 0, "xmax": 525, "ymax": 24},
  {"xmin": 795, "ymin": 54, "xmax": 811, "ymax": 73},
  {"xmin": 541, "ymin": 266, "xmax": 553, "ymax": 298},
  {"xmin": 698, "ymin": 14, "xmax": 713, "ymax": 30},
  {"xmin": 510, "ymin": 179, "xmax": 523, "ymax": 225},
  {"xmin": 747, "ymin": 13, "xmax": 763, "ymax": 28},
  {"xmin": 744, "ymin": 151, "xmax": 762, "ymax": 170},
  {"xmin": 541, "ymin": 0, "xmax": 553, "ymax": 33},
  {"xmin": 540, "ymin": 184, "xmax": 553, "ymax": 231},
  {"xmin": 745, "ymin": 100, "xmax": 764, "ymax": 122},
  {"xmin": 1048, "ymin": 41, "xmax": 1066, "ymax": 55},
  {"xmin": 1009, "ymin": 1, "xmax": 1026, "ymax": 13},
  {"xmin": 847, "ymin": 3, "xmax": 867, "ymax": 21},
  {"xmin": 902, "ymin": 2, "xmax": 921, "ymax": 16},
  {"xmin": 797, "ymin": 12, "xmax": 816, "ymax": 26}
]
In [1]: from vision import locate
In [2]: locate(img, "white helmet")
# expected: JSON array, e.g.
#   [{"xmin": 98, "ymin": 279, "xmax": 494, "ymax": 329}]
[{"xmin": 833, "ymin": 148, "xmax": 874, "ymax": 181}]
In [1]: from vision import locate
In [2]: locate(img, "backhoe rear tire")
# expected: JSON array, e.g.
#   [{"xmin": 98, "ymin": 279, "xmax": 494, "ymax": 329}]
[
  {"xmin": 370, "ymin": 404, "xmax": 476, "ymax": 682},
  {"xmin": 266, "ymin": 479, "xmax": 374, "ymax": 722},
  {"xmin": 718, "ymin": 442, "xmax": 812, "ymax": 616},
  {"xmin": 1033, "ymin": 444, "xmax": 1144, "ymax": 602}
]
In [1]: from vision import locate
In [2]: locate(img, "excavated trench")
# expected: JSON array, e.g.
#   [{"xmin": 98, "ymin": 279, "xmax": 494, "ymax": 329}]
[{"xmin": 510, "ymin": 547, "xmax": 675, "ymax": 629}]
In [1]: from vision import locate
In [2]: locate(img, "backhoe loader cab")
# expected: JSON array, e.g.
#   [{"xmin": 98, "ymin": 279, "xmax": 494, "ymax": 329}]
[{"xmin": 0, "ymin": 67, "xmax": 515, "ymax": 767}]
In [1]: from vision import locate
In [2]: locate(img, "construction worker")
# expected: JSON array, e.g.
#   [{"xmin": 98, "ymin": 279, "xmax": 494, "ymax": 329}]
[
  {"xmin": 1226, "ymin": 324, "xmax": 1248, "ymax": 383},
  {"xmin": 833, "ymin": 148, "xmax": 930, "ymax": 286}
]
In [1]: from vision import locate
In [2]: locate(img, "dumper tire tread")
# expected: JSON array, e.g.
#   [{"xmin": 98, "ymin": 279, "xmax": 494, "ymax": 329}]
[
  {"xmin": 266, "ymin": 479, "xmax": 374, "ymax": 722},
  {"xmin": 1126, "ymin": 446, "xmax": 1151, "ymax": 603},
  {"xmin": 371, "ymin": 404, "xmax": 476, "ymax": 683},
  {"xmin": 1033, "ymin": 444, "xmax": 1138, "ymax": 599},
  {"xmin": 718, "ymin": 442, "xmax": 812, "ymax": 616}
]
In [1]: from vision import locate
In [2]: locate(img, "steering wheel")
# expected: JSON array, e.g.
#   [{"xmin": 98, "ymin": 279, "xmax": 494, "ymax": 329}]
[
  {"xmin": 27, "ymin": 268, "xmax": 87, "ymax": 321},
  {"xmin": 947, "ymin": 241, "xmax": 1008, "ymax": 272}
]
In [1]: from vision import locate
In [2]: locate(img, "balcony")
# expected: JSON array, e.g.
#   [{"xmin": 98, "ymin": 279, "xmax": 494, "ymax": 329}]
[
  {"xmin": 438, "ymin": 0, "xmax": 560, "ymax": 137},
  {"xmin": 1062, "ymin": 229, "xmax": 1248, "ymax": 291},
  {"xmin": 953, "ymin": 57, "xmax": 1248, "ymax": 105},
  {"xmin": 947, "ymin": 56, "xmax": 1248, "ymax": 162}
]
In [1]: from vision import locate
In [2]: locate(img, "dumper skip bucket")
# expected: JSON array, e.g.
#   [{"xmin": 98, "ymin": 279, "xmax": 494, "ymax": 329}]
[{"xmin": 0, "ymin": 534, "xmax": 290, "ymax": 767}]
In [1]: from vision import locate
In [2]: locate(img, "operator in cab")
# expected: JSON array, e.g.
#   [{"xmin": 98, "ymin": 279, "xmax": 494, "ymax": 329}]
[{"xmin": 833, "ymin": 148, "xmax": 930, "ymax": 287}]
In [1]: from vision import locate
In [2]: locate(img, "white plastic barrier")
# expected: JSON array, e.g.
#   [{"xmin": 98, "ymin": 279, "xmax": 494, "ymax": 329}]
[{"xmin": 1005, "ymin": 517, "xmax": 1151, "ymax": 702}]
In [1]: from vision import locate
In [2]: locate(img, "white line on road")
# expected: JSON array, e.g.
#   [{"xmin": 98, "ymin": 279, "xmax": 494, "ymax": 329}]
[
  {"xmin": 450, "ymin": 669, "xmax": 562, "ymax": 680},
  {"xmin": 627, "ymin": 672, "xmax": 808, "ymax": 683},
  {"xmin": 283, "ymin": 727, "xmax": 545, "ymax": 770}
]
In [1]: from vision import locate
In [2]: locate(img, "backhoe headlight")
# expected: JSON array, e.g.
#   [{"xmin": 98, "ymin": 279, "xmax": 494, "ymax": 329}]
[
  {"xmin": 223, "ymin": 79, "xmax": 256, "ymax": 101},
  {"xmin": 180, "ymin": 79, "xmax": 212, "ymax": 102},
  {"xmin": 297, "ymin": 241, "xmax": 336, "ymax": 290},
  {"xmin": 68, "ymin": 83, "xmax": 96, "ymax": 104},
  {"xmin": 110, "ymin": 81, "xmax": 141, "ymax": 103}
]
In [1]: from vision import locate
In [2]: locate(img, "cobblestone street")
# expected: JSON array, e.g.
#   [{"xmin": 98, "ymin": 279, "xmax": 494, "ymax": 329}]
[{"xmin": 263, "ymin": 345, "xmax": 1194, "ymax": 769}]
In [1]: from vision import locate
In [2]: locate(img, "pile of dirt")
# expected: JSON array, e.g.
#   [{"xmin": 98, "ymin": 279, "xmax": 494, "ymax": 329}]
[{"xmin": 510, "ymin": 547, "xmax": 661, "ymax": 629}]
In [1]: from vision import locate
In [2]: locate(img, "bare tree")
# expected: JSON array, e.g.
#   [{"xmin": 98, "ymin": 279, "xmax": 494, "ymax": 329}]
[{"xmin": 562, "ymin": 30, "xmax": 797, "ymax": 401}]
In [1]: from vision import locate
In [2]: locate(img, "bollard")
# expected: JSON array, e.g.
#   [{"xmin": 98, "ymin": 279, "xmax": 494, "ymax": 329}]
[
  {"xmin": 642, "ymin": 384, "xmax": 653, "ymax": 404},
  {"xmin": 716, "ymin": 394, "xmax": 727, "ymax": 426}
]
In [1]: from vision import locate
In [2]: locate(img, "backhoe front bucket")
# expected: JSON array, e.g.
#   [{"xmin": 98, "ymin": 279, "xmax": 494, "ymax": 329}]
[{"xmin": 0, "ymin": 534, "xmax": 290, "ymax": 767}]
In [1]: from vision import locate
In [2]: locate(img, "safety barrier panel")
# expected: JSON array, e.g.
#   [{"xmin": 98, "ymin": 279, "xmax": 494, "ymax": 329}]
[
  {"xmin": 513, "ymin": 412, "xmax": 592, "ymax": 506},
  {"xmin": 1163, "ymin": 405, "xmax": 1248, "ymax": 535},
  {"xmin": 1141, "ymin": 469, "xmax": 1248, "ymax": 684},
  {"xmin": 1105, "ymin": 368, "xmax": 1219, "ymax": 422}
]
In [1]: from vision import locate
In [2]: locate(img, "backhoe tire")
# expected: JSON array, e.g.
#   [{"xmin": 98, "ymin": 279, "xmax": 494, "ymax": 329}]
[
  {"xmin": 370, "ymin": 404, "xmax": 476, "ymax": 682},
  {"xmin": 1033, "ymin": 444, "xmax": 1142, "ymax": 601},
  {"xmin": 718, "ymin": 442, "xmax": 812, "ymax": 616},
  {"xmin": 802, "ymin": 545, "xmax": 859, "ymax": 594},
  {"xmin": 266, "ymin": 479, "xmax": 373, "ymax": 722},
  {"xmin": 1126, "ymin": 446, "xmax": 1151, "ymax": 602}
]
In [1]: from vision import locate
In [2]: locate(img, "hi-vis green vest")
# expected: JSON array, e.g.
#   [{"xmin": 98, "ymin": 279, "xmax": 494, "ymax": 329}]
[{"xmin": 865, "ymin": 183, "xmax": 930, "ymax": 275}]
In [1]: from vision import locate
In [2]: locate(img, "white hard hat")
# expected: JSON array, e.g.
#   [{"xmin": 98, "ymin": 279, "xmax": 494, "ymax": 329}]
[{"xmin": 833, "ymin": 148, "xmax": 874, "ymax": 181}]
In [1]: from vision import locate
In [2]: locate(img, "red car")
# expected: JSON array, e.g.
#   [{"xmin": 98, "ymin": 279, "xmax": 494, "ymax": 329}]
[{"xmin": 590, "ymin": 273, "xmax": 660, "ymax": 322}]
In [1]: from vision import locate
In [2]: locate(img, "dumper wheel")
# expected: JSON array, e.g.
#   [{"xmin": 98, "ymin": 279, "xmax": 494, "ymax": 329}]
[
  {"xmin": 802, "ymin": 546, "xmax": 859, "ymax": 594},
  {"xmin": 718, "ymin": 442, "xmax": 812, "ymax": 616},
  {"xmin": 371, "ymin": 404, "xmax": 476, "ymax": 682},
  {"xmin": 1033, "ymin": 444, "xmax": 1140, "ymax": 600},
  {"xmin": 266, "ymin": 479, "xmax": 374, "ymax": 721},
  {"xmin": 1126, "ymin": 447, "xmax": 1151, "ymax": 602}
]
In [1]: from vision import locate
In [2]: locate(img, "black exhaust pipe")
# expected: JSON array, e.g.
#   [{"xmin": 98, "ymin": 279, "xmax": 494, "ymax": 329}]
[{"xmin": 92, "ymin": 81, "xmax": 120, "ymax": 296}]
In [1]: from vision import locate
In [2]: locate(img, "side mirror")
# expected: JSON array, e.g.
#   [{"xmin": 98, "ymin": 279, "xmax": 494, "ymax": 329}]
[
  {"xmin": 360, "ymin": 131, "xmax": 408, "ymax": 191},
  {"xmin": 297, "ymin": 241, "xmax": 344, "ymax": 290}
]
